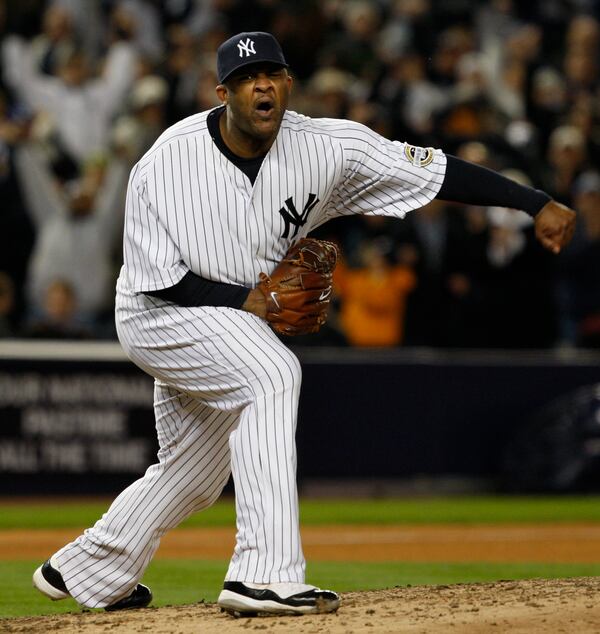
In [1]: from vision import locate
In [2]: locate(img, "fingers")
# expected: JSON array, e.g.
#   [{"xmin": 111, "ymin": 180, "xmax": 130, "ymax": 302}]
[
  {"xmin": 536, "ymin": 206, "xmax": 576, "ymax": 254},
  {"xmin": 541, "ymin": 225, "xmax": 564, "ymax": 253},
  {"xmin": 539, "ymin": 236, "xmax": 561, "ymax": 254},
  {"xmin": 554, "ymin": 213, "xmax": 576, "ymax": 251},
  {"xmin": 539, "ymin": 228, "xmax": 566, "ymax": 254}
]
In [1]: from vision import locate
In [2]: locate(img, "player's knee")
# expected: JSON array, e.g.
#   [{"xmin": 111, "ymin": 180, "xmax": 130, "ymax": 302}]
[
  {"xmin": 183, "ymin": 469, "xmax": 231, "ymax": 511},
  {"xmin": 203, "ymin": 485, "xmax": 226, "ymax": 508},
  {"xmin": 284, "ymin": 350, "xmax": 302, "ymax": 386},
  {"xmin": 253, "ymin": 347, "xmax": 302, "ymax": 399}
]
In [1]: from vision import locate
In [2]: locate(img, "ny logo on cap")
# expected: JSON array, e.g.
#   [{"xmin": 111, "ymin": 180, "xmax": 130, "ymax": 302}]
[{"xmin": 237, "ymin": 38, "xmax": 256, "ymax": 58}]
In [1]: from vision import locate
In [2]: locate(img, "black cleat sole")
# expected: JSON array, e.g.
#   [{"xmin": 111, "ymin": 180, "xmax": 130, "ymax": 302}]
[
  {"xmin": 221, "ymin": 607, "xmax": 259, "ymax": 618},
  {"xmin": 105, "ymin": 584, "xmax": 152, "ymax": 611}
]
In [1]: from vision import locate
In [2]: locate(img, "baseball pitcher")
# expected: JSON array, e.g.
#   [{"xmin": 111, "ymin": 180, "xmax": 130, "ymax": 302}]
[{"xmin": 33, "ymin": 31, "xmax": 576, "ymax": 616}]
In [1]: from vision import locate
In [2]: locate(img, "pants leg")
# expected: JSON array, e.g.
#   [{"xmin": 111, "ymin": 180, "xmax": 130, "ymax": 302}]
[
  {"xmin": 56, "ymin": 382, "xmax": 239, "ymax": 608},
  {"xmin": 57, "ymin": 301, "xmax": 305, "ymax": 606},
  {"xmin": 178, "ymin": 308, "xmax": 304, "ymax": 583},
  {"xmin": 225, "ymin": 328, "xmax": 304, "ymax": 583}
]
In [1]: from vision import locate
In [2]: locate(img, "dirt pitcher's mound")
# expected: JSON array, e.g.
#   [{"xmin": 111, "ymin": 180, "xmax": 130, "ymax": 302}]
[{"xmin": 3, "ymin": 577, "xmax": 600, "ymax": 633}]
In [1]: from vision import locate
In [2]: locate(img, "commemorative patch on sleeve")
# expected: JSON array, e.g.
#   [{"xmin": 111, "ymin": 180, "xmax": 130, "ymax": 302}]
[{"xmin": 404, "ymin": 145, "xmax": 435, "ymax": 167}]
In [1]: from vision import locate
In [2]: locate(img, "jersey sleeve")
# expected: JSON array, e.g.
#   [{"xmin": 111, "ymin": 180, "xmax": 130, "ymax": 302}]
[
  {"xmin": 326, "ymin": 123, "xmax": 447, "ymax": 221},
  {"xmin": 122, "ymin": 161, "xmax": 189, "ymax": 293}
]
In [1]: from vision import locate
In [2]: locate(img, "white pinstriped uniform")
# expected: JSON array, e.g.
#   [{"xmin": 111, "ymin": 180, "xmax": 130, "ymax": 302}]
[{"xmin": 54, "ymin": 108, "xmax": 447, "ymax": 608}]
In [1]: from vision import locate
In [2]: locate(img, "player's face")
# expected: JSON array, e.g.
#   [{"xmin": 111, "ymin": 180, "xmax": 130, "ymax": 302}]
[{"xmin": 217, "ymin": 63, "xmax": 292, "ymax": 149}]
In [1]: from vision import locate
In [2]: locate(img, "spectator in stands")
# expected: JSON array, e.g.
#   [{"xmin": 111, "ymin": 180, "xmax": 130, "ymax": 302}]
[
  {"xmin": 159, "ymin": 0, "xmax": 221, "ymax": 39},
  {"xmin": 111, "ymin": 75, "xmax": 169, "ymax": 165},
  {"xmin": 430, "ymin": 25, "xmax": 475, "ymax": 87},
  {"xmin": 15, "ymin": 144, "xmax": 128, "ymax": 332},
  {"xmin": 110, "ymin": 0, "xmax": 163, "ymax": 63},
  {"xmin": 162, "ymin": 24, "xmax": 203, "ymax": 125},
  {"xmin": 566, "ymin": 14, "xmax": 600, "ymax": 56},
  {"xmin": 2, "ymin": 28, "xmax": 137, "ymax": 165},
  {"xmin": 563, "ymin": 14, "xmax": 599, "ymax": 95},
  {"xmin": 378, "ymin": 0, "xmax": 436, "ymax": 62},
  {"xmin": 305, "ymin": 67, "xmax": 358, "ymax": 119},
  {"xmin": 481, "ymin": 170, "xmax": 558, "ymax": 348},
  {"xmin": 0, "ymin": 90, "xmax": 34, "ymax": 328},
  {"xmin": 24, "ymin": 278, "xmax": 91, "ymax": 339},
  {"xmin": 269, "ymin": 1, "xmax": 325, "ymax": 81},
  {"xmin": 49, "ymin": 0, "xmax": 104, "ymax": 62},
  {"xmin": 376, "ymin": 52, "xmax": 449, "ymax": 141},
  {"xmin": 192, "ymin": 65, "xmax": 223, "ymax": 116},
  {"xmin": 557, "ymin": 170, "xmax": 600, "ymax": 348},
  {"xmin": 542, "ymin": 125, "xmax": 588, "ymax": 206},
  {"xmin": 29, "ymin": 4, "xmax": 77, "ymax": 77},
  {"xmin": 335, "ymin": 238, "xmax": 416, "ymax": 347},
  {"xmin": 397, "ymin": 199, "xmax": 484, "ymax": 347},
  {"xmin": 527, "ymin": 67, "xmax": 569, "ymax": 154},
  {"xmin": 0, "ymin": 1, "xmax": 590, "ymax": 346},
  {"xmin": 322, "ymin": 0, "xmax": 383, "ymax": 81}
]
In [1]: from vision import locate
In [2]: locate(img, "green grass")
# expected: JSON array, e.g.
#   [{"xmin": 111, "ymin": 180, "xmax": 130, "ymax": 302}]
[
  {"xmin": 3, "ymin": 496, "xmax": 600, "ymax": 618},
  {"xmin": 3, "ymin": 496, "xmax": 600, "ymax": 529},
  {"xmin": 0, "ymin": 560, "xmax": 228, "ymax": 618},
  {"xmin": 3, "ymin": 559, "xmax": 600, "ymax": 618}
]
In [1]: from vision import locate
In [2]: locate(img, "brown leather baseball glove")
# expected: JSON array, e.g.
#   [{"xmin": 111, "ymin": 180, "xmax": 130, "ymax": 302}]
[{"xmin": 258, "ymin": 238, "xmax": 339, "ymax": 336}]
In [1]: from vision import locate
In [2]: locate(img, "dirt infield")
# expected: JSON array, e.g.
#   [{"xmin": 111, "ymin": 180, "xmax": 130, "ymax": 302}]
[
  {"xmin": 3, "ymin": 524, "xmax": 600, "ymax": 632},
  {"xmin": 2, "ymin": 523, "xmax": 600, "ymax": 562},
  {"xmin": 3, "ymin": 578, "xmax": 600, "ymax": 633}
]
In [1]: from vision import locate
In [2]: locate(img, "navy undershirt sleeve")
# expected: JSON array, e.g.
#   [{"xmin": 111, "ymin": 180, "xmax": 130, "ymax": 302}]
[
  {"xmin": 145, "ymin": 270, "xmax": 250, "ymax": 309},
  {"xmin": 437, "ymin": 155, "xmax": 551, "ymax": 216}
]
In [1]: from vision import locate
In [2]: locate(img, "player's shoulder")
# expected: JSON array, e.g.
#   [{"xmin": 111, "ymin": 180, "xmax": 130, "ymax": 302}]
[
  {"xmin": 281, "ymin": 110, "xmax": 378, "ymax": 140},
  {"xmin": 133, "ymin": 109, "xmax": 214, "ymax": 179}
]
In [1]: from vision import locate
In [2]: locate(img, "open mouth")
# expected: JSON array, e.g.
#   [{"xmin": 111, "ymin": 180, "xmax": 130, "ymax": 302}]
[{"xmin": 255, "ymin": 98, "xmax": 275, "ymax": 117}]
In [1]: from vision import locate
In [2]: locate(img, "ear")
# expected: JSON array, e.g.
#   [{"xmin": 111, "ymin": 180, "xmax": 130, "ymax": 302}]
[{"xmin": 216, "ymin": 84, "xmax": 228, "ymax": 105}]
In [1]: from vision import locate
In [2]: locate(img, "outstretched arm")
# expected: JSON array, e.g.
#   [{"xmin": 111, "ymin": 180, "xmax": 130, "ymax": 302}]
[
  {"xmin": 436, "ymin": 155, "xmax": 576, "ymax": 253},
  {"xmin": 13, "ymin": 144, "xmax": 68, "ymax": 228},
  {"xmin": 2, "ymin": 36, "xmax": 61, "ymax": 112},
  {"xmin": 91, "ymin": 41, "xmax": 137, "ymax": 116}
]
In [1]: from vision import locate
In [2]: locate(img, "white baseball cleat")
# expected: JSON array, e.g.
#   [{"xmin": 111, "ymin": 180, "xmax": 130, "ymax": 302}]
[
  {"xmin": 218, "ymin": 581, "xmax": 340, "ymax": 617},
  {"xmin": 33, "ymin": 555, "xmax": 69, "ymax": 600},
  {"xmin": 33, "ymin": 555, "xmax": 153, "ymax": 610}
]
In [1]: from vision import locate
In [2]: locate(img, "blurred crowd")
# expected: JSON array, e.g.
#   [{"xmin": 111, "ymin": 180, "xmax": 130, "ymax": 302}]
[{"xmin": 0, "ymin": 0, "xmax": 599, "ymax": 348}]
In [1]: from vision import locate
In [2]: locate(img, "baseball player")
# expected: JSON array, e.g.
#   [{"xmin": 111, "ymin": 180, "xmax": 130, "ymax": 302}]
[{"xmin": 33, "ymin": 31, "xmax": 576, "ymax": 616}]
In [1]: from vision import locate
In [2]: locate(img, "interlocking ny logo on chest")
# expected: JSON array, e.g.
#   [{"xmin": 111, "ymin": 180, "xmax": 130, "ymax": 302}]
[{"xmin": 278, "ymin": 194, "xmax": 320, "ymax": 238}]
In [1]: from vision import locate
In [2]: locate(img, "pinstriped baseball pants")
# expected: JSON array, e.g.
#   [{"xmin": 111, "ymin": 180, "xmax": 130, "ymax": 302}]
[{"xmin": 54, "ymin": 292, "xmax": 305, "ymax": 608}]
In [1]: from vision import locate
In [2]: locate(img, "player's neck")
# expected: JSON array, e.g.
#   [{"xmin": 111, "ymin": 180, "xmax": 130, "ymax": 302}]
[{"xmin": 219, "ymin": 110, "xmax": 275, "ymax": 158}]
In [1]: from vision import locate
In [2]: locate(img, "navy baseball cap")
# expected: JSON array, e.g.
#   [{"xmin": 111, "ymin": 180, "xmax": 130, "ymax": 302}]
[{"xmin": 217, "ymin": 31, "xmax": 288, "ymax": 84}]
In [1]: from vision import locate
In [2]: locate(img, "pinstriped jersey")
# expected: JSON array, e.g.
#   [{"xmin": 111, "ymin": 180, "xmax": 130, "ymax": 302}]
[{"xmin": 118, "ymin": 108, "xmax": 447, "ymax": 294}]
